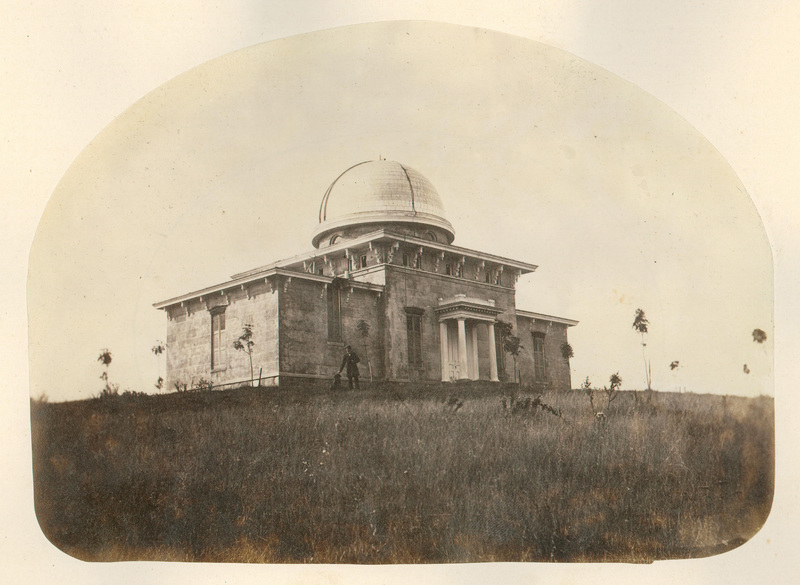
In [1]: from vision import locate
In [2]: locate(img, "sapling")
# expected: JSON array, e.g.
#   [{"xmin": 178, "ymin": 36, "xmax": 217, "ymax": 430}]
[
  {"xmin": 632, "ymin": 308, "xmax": 652, "ymax": 402},
  {"xmin": 233, "ymin": 323, "xmax": 255, "ymax": 386},
  {"xmin": 152, "ymin": 341, "xmax": 165, "ymax": 390},
  {"xmin": 603, "ymin": 372, "xmax": 621, "ymax": 411},
  {"xmin": 581, "ymin": 376, "xmax": 597, "ymax": 416},
  {"xmin": 97, "ymin": 348, "xmax": 117, "ymax": 397},
  {"xmin": 561, "ymin": 342, "xmax": 574, "ymax": 390},
  {"xmin": 497, "ymin": 320, "xmax": 522, "ymax": 384}
]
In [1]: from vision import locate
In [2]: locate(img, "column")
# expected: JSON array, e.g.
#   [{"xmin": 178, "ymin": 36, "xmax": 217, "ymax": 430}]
[
  {"xmin": 487, "ymin": 321, "xmax": 499, "ymax": 382},
  {"xmin": 440, "ymin": 320, "xmax": 449, "ymax": 382},
  {"xmin": 470, "ymin": 323, "xmax": 480, "ymax": 380},
  {"xmin": 457, "ymin": 317, "xmax": 469, "ymax": 380}
]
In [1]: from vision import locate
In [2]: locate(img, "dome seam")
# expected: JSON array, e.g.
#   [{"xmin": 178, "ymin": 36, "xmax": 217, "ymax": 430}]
[
  {"xmin": 319, "ymin": 160, "xmax": 371, "ymax": 223},
  {"xmin": 398, "ymin": 163, "xmax": 417, "ymax": 216}
]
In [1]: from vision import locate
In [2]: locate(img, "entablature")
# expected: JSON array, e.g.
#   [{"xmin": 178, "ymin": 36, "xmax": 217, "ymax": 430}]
[{"xmin": 153, "ymin": 267, "xmax": 384, "ymax": 312}]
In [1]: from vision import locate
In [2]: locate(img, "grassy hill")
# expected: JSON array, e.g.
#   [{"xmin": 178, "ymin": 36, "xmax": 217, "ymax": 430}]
[{"xmin": 30, "ymin": 383, "xmax": 773, "ymax": 563}]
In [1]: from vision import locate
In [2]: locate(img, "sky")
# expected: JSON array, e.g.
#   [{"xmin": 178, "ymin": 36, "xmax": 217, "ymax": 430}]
[
  {"xmin": 27, "ymin": 21, "xmax": 772, "ymax": 402},
  {"xmin": 4, "ymin": 2, "xmax": 800, "ymax": 585}
]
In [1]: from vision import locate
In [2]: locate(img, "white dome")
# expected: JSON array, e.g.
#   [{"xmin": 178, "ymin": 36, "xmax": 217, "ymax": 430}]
[{"xmin": 311, "ymin": 160, "xmax": 455, "ymax": 248}]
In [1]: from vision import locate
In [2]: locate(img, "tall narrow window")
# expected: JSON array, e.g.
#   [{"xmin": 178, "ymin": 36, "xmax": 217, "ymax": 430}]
[
  {"xmin": 327, "ymin": 283, "xmax": 341, "ymax": 342},
  {"xmin": 533, "ymin": 333, "xmax": 546, "ymax": 381},
  {"xmin": 405, "ymin": 308, "xmax": 424, "ymax": 369},
  {"xmin": 211, "ymin": 310, "xmax": 226, "ymax": 370}
]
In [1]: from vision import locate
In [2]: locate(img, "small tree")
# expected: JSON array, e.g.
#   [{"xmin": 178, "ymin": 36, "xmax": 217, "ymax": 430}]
[
  {"xmin": 97, "ymin": 348, "xmax": 117, "ymax": 397},
  {"xmin": 356, "ymin": 319, "xmax": 373, "ymax": 383},
  {"xmin": 560, "ymin": 342, "xmax": 574, "ymax": 388},
  {"xmin": 581, "ymin": 376, "xmax": 597, "ymax": 415},
  {"xmin": 152, "ymin": 341, "xmax": 165, "ymax": 390},
  {"xmin": 233, "ymin": 324, "xmax": 255, "ymax": 386},
  {"xmin": 496, "ymin": 320, "xmax": 522, "ymax": 384},
  {"xmin": 604, "ymin": 372, "xmax": 621, "ymax": 410},
  {"xmin": 632, "ymin": 308, "xmax": 652, "ymax": 401}
]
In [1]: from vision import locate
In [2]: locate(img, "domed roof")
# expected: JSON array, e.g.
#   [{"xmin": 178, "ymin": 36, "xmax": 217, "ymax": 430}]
[{"xmin": 311, "ymin": 160, "xmax": 455, "ymax": 248}]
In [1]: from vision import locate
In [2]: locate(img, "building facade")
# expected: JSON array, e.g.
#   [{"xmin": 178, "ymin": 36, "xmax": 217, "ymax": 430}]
[{"xmin": 154, "ymin": 160, "xmax": 577, "ymax": 390}]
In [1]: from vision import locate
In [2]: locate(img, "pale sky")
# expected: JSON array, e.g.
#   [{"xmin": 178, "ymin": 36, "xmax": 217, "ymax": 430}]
[{"xmin": 4, "ymin": 2, "xmax": 800, "ymax": 584}]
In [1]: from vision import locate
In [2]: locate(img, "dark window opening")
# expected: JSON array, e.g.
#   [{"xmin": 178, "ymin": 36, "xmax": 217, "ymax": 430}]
[
  {"xmin": 211, "ymin": 309, "xmax": 226, "ymax": 370},
  {"xmin": 533, "ymin": 333, "xmax": 546, "ymax": 381},
  {"xmin": 405, "ymin": 308, "xmax": 424, "ymax": 369}
]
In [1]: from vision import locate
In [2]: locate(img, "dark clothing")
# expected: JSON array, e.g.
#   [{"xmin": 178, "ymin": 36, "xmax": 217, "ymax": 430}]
[{"xmin": 339, "ymin": 350, "xmax": 360, "ymax": 389}]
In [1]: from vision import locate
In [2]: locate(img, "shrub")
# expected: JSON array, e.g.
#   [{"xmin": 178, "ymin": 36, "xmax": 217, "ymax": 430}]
[{"xmin": 193, "ymin": 378, "xmax": 213, "ymax": 392}]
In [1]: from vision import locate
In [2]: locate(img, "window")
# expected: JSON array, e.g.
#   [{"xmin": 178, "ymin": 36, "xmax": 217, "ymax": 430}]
[
  {"xmin": 318, "ymin": 267, "xmax": 324, "ymax": 275},
  {"xmin": 327, "ymin": 282, "xmax": 341, "ymax": 342},
  {"xmin": 402, "ymin": 253, "xmax": 410, "ymax": 267},
  {"xmin": 533, "ymin": 333, "xmax": 546, "ymax": 381},
  {"xmin": 445, "ymin": 263, "xmax": 452, "ymax": 276},
  {"xmin": 425, "ymin": 231, "xmax": 437, "ymax": 242},
  {"xmin": 360, "ymin": 255, "xmax": 367, "ymax": 269},
  {"xmin": 405, "ymin": 308, "xmax": 424, "ymax": 369},
  {"xmin": 211, "ymin": 309, "xmax": 226, "ymax": 370}
]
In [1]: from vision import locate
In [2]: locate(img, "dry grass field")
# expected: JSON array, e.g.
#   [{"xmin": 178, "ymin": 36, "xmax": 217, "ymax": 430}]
[{"xmin": 30, "ymin": 383, "xmax": 773, "ymax": 563}]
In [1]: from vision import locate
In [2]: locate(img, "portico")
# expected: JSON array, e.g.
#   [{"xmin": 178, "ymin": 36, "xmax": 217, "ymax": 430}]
[{"xmin": 436, "ymin": 294, "xmax": 504, "ymax": 382}]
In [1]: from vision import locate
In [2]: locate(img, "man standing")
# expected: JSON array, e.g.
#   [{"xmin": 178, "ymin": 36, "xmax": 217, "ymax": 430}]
[{"xmin": 338, "ymin": 345, "xmax": 361, "ymax": 389}]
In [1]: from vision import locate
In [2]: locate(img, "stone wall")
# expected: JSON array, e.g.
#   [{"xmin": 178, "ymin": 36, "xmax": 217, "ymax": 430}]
[
  {"xmin": 164, "ymin": 280, "xmax": 279, "ymax": 390},
  {"xmin": 381, "ymin": 265, "xmax": 517, "ymax": 381},
  {"xmin": 514, "ymin": 315, "xmax": 573, "ymax": 390},
  {"xmin": 278, "ymin": 277, "xmax": 383, "ymax": 381}
]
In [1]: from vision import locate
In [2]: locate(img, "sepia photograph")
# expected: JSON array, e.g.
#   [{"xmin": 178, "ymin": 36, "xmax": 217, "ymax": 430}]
[
  {"xmin": 27, "ymin": 21, "xmax": 773, "ymax": 564},
  {"xmin": 3, "ymin": 2, "xmax": 798, "ymax": 584}
]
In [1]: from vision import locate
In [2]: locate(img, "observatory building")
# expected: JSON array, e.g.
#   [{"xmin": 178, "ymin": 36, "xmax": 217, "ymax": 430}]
[{"xmin": 154, "ymin": 160, "xmax": 577, "ymax": 390}]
